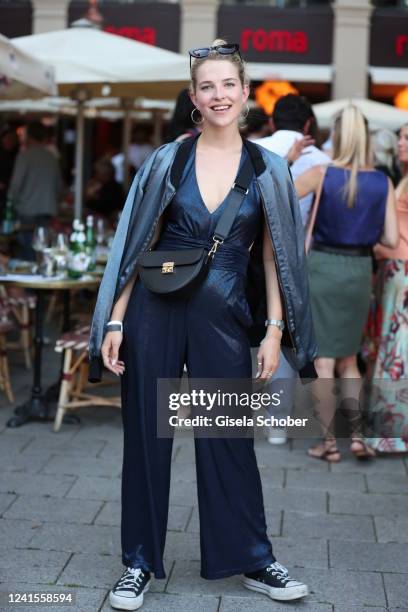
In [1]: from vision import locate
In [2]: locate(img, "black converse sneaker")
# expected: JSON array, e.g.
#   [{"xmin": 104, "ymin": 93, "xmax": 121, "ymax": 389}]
[
  {"xmin": 242, "ymin": 561, "xmax": 308, "ymax": 601},
  {"xmin": 109, "ymin": 567, "xmax": 151, "ymax": 610}
]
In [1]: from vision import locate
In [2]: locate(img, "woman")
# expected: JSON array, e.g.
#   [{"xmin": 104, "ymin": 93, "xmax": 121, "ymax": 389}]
[
  {"xmin": 365, "ymin": 123, "xmax": 408, "ymax": 453},
  {"xmin": 89, "ymin": 40, "xmax": 317, "ymax": 610},
  {"xmin": 295, "ymin": 106, "xmax": 399, "ymax": 462},
  {"xmin": 85, "ymin": 157, "xmax": 124, "ymax": 221},
  {"xmin": 372, "ymin": 128, "xmax": 401, "ymax": 187}
]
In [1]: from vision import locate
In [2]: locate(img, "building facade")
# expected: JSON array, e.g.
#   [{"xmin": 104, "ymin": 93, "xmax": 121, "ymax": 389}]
[{"xmin": 1, "ymin": 0, "xmax": 407, "ymax": 103}]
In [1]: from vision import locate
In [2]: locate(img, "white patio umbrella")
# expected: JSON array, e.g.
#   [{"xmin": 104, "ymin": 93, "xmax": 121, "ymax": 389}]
[
  {"xmin": 13, "ymin": 27, "xmax": 189, "ymax": 217},
  {"xmin": 313, "ymin": 98, "xmax": 408, "ymax": 131},
  {"xmin": 0, "ymin": 33, "xmax": 56, "ymax": 99}
]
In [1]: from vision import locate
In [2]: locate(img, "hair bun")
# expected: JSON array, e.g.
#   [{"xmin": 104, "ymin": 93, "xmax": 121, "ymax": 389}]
[{"xmin": 211, "ymin": 38, "xmax": 228, "ymax": 47}]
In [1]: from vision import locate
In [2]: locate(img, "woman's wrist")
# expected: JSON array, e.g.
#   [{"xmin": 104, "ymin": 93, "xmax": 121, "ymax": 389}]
[{"xmin": 263, "ymin": 327, "xmax": 282, "ymax": 342}]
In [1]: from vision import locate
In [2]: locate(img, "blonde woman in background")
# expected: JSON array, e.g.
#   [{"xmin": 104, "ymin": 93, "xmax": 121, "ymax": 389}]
[
  {"xmin": 365, "ymin": 123, "xmax": 408, "ymax": 454},
  {"xmin": 295, "ymin": 106, "xmax": 399, "ymax": 462}
]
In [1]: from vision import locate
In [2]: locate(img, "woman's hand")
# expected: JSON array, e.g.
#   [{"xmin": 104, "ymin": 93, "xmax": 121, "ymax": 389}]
[
  {"xmin": 255, "ymin": 329, "xmax": 281, "ymax": 380},
  {"xmin": 101, "ymin": 331, "xmax": 125, "ymax": 376},
  {"xmin": 287, "ymin": 136, "xmax": 315, "ymax": 165}
]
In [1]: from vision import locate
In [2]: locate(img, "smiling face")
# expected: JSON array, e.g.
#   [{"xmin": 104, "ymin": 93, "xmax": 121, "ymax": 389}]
[
  {"xmin": 398, "ymin": 124, "xmax": 408, "ymax": 165},
  {"xmin": 190, "ymin": 59, "xmax": 249, "ymax": 129}
]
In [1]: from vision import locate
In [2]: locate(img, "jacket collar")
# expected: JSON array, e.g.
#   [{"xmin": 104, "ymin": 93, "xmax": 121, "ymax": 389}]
[{"xmin": 169, "ymin": 134, "xmax": 267, "ymax": 191}]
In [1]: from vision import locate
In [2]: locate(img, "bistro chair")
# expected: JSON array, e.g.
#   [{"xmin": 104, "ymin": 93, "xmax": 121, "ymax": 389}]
[
  {"xmin": 0, "ymin": 296, "xmax": 15, "ymax": 403},
  {"xmin": 0, "ymin": 286, "xmax": 35, "ymax": 369},
  {"xmin": 53, "ymin": 325, "xmax": 121, "ymax": 432}
]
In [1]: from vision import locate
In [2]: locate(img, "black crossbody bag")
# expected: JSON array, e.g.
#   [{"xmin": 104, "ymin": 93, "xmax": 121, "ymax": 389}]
[{"xmin": 137, "ymin": 153, "xmax": 254, "ymax": 298}]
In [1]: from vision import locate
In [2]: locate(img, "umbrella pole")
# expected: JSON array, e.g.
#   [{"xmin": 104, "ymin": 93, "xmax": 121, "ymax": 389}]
[
  {"xmin": 74, "ymin": 100, "xmax": 85, "ymax": 220},
  {"xmin": 122, "ymin": 99, "xmax": 133, "ymax": 191},
  {"xmin": 152, "ymin": 110, "xmax": 163, "ymax": 148}
]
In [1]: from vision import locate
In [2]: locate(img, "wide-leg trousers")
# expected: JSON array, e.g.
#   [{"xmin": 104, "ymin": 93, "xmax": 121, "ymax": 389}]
[{"xmin": 120, "ymin": 273, "xmax": 275, "ymax": 579}]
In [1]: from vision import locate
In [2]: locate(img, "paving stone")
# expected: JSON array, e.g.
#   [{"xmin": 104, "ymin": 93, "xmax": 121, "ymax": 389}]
[
  {"xmin": 163, "ymin": 531, "xmax": 200, "ymax": 560},
  {"xmin": 0, "ymin": 472, "xmax": 75, "ymax": 497},
  {"xmin": 0, "ymin": 586, "xmax": 106, "ymax": 612},
  {"xmin": 66, "ymin": 475, "xmax": 120, "ymax": 502},
  {"xmin": 3, "ymin": 495, "xmax": 102, "ymax": 525},
  {"xmin": 0, "ymin": 518, "xmax": 40, "ymax": 549},
  {"xmin": 0, "ymin": 451, "xmax": 51, "ymax": 474},
  {"xmin": 329, "ymin": 539, "xmax": 408, "ymax": 573},
  {"xmin": 270, "ymin": 536, "xmax": 329, "ymax": 570},
  {"xmin": 169, "ymin": 480, "xmax": 199, "ymax": 507},
  {"xmin": 186, "ymin": 506, "xmax": 281, "ymax": 536},
  {"xmin": 0, "ymin": 493, "xmax": 16, "ymax": 515},
  {"xmin": 286, "ymin": 470, "xmax": 365, "ymax": 492},
  {"xmin": 374, "ymin": 515, "xmax": 408, "ymax": 543},
  {"xmin": 299, "ymin": 567, "xmax": 386, "ymax": 606},
  {"xmin": 101, "ymin": 592, "xmax": 220, "ymax": 612},
  {"xmin": 57, "ymin": 553, "xmax": 167, "ymax": 592},
  {"xmin": 330, "ymin": 455, "xmax": 407, "ymax": 474},
  {"xmin": 383, "ymin": 572, "xmax": 408, "ymax": 608},
  {"xmin": 97, "ymin": 441, "xmax": 123, "ymax": 461},
  {"xmin": 95, "ymin": 501, "xmax": 192, "ymax": 532},
  {"xmin": 259, "ymin": 487, "xmax": 326, "ymax": 513},
  {"xmin": 0, "ymin": 549, "xmax": 71, "ymax": 584},
  {"xmin": 366, "ymin": 473, "xmax": 408, "ymax": 494},
  {"xmin": 334, "ymin": 607, "xmax": 386, "ymax": 612},
  {"xmin": 329, "ymin": 491, "xmax": 408, "ymax": 517},
  {"xmin": 41, "ymin": 455, "xmax": 121, "ymax": 478},
  {"xmin": 170, "ymin": 461, "xmax": 197, "ymax": 482},
  {"xmin": 166, "ymin": 560, "xmax": 256, "ymax": 597},
  {"xmin": 29, "ymin": 522, "xmax": 121, "ymax": 555},
  {"xmin": 22, "ymin": 437, "xmax": 105, "ymax": 457},
  {"xmin": 283, "ymin": 510, "xmax": 375, "ymax": 541},
  {"xmin": 255, "ymin": 443, "xmax": 330, "ymax": 472},
  {"xmin": 172, "ymin": 444, "xmax": 197, "ymax": 463},
  {"xmin": 0, "ymin": 432, "xmax": 35, "ymax": 453},
  {"xmin": 220, "ymin": 597, "xmax": 332, "ymax": 612}
]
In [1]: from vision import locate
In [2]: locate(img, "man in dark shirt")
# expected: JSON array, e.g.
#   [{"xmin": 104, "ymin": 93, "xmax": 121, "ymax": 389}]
[{"xmin": 85, "ymin": 157, "xmax": 124, "ymax": 221}]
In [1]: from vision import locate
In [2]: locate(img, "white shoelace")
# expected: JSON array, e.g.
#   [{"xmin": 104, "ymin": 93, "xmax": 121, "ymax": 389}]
[
  {"xmin": 266, "ymin": 562, "xmax": 291, "ymax": 584},
  {"xmin": 116, "ymin": 567, "xmax": 144, "ymax": 591}
]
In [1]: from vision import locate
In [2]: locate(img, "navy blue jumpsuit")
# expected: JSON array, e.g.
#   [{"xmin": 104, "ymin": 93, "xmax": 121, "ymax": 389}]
[{"xmin": 121, "ymin": 143, "xmax": 275, "ymax": 579}]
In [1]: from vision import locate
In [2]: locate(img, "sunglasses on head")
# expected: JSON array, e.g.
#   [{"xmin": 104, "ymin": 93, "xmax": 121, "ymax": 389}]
[{"xmin": 189, "ymin": 44, "xmax": 241, "ymax": 70}]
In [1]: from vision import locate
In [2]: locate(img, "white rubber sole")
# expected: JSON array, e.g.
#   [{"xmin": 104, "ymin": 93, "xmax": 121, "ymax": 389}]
[
  {"xmin": 109, "ymin": 581, "xmax": 150, "ymax": 610},
  {"xmin": 242, "ymin": 576, "xmax": 308, "ymax": 601}
]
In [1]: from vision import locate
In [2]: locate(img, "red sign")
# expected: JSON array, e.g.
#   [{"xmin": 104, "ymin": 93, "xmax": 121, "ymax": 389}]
[
  {"xmin": 396, "ymin": 34, "xmax": 408, "ymax": 57},
  {"xmin": 104, "ymin": 25, "xmax": 156, "ymax": 46},
  {"xmin": 370, "ymin": 9, "xmax": 408, "ymax": 68},
  {"xmin": 241, "ymin": 29, "xmax": 308, "ymax": 55},
  {"xmin": 218, "ymin": 6, "xmax": 332, "ymax": 65}
]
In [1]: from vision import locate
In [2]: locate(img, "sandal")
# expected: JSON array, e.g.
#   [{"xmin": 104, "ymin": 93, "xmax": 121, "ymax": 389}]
[
  {"xmin": 350, "ymin": 438, "xmax": 376, "ymax": 460},
  {"xmin": 308, "ymin": 443, "xmax": 341, "ymax": 463}
]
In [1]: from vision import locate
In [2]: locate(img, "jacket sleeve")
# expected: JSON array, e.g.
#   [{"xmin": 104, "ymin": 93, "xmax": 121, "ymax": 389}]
[{"xmin": 88, "ymin": 148, "xmax": 162, "ymax": 382}]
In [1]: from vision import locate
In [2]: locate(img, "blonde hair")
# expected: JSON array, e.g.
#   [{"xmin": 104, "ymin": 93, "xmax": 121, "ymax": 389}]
[
  {"xmin": 372, "ymin": 129, "xmax": 397, "ymax": 171},
  {"xmin": 189, "ymin": 38, "xmax": 250, "ymax": 93},
  {"xmin": 396, "ymin": 176, "xmax": 408, "ymax": 200},
  {"xmin": 332, "ymin": 105, "xmax": 371, "ymax": 208}
]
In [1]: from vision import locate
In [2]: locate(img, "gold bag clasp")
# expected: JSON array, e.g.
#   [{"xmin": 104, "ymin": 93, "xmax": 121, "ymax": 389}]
[{"xmin": 162, "ymin": 261, "xmax": 174, "ymax": 274}]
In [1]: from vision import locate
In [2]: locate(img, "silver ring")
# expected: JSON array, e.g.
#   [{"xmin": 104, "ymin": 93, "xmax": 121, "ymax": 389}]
[{"xmin": 257, "ymin": 361, "xmax": 262, "ymax": 365}]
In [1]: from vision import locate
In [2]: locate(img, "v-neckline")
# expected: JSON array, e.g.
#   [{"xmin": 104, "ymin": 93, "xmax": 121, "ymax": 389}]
[{"xmin": 193, "ymin": 142, "xmax": 244, "ymax": 216}]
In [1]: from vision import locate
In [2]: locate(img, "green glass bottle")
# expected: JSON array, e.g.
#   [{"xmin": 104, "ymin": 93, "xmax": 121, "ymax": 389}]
[
  {"xmin": 85, "ymin": 215, "xmax": 96, "ymax": 271},
  {"xmin": 2, "ymin": 198, "xmax": 14, "ymax": 234}
]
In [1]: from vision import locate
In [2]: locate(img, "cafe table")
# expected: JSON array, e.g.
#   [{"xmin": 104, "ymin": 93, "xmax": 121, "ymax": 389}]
[{"xmin": 0, "ymin": 273, "xmax": 100, "ymax": 427}]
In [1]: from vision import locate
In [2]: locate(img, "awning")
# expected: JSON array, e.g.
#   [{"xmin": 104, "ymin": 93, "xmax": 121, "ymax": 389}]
[
  {"xmin": 247, "ymin": 63, "xmax": 332, "ymax": 83},
  {"xmin": 369, "ymin": 67, "xmax": 408, "ymax": 86}
]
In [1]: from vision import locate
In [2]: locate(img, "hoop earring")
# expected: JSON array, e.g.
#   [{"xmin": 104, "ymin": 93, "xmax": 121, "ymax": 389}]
[
  {"xmin": 241, "ymin": 103, "xmax": 249, "ymax": 119},
  {"xmin": 191, "ymin": 108, "xmax": 203, "ymax": 125}
]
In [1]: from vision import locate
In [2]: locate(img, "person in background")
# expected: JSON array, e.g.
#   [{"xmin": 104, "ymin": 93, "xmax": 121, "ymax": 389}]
[
  {"xmin": 166, "ymin": 88, "xmax": 201, "ymax": 142},
  {"xmin": 254, "ymin": 94, "xmax": 330, "ymax": 445},
  {"xmin": 8, "ymin": 121, "xmax": 64, "ymax": 260},
  {"xmin": 244, "ymin": 107, "xmax": 272, "ymax": 140},
  {"xmin": 0, "ymin": 124, "xmax": 19, "ymax": 215},
  {"xmin": 85, "ymin": 157, "xmax": 124, "ymax": 222},
  {"xmin": 256, "ymin": 94, "xmax": 330, "ymax": 225},
  {"xmin": 295, "ymin": 106, "xmax": 399, "ymax": 462},
  {"xmin": 128, "ymin": 125, "xmax": 154, "ymax": 172},
  {"xmin": 372, "ymin": 128, "xmax": 401, "ymax": 187},
  {"xmin": 365, "ymin": 123, "xmax": 408, "ymax": 454}
]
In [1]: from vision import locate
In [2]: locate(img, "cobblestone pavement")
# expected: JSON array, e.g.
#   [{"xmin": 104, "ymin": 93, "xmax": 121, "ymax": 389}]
[{"xmin": 0, "ymin": 343, "xmax": 407, "ymax": 612}]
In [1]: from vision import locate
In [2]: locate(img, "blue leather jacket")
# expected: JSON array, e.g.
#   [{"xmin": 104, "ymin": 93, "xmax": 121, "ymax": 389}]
[{"xmin": 88, "ymin": 138, "xmax": 317, "ymax": 381}]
